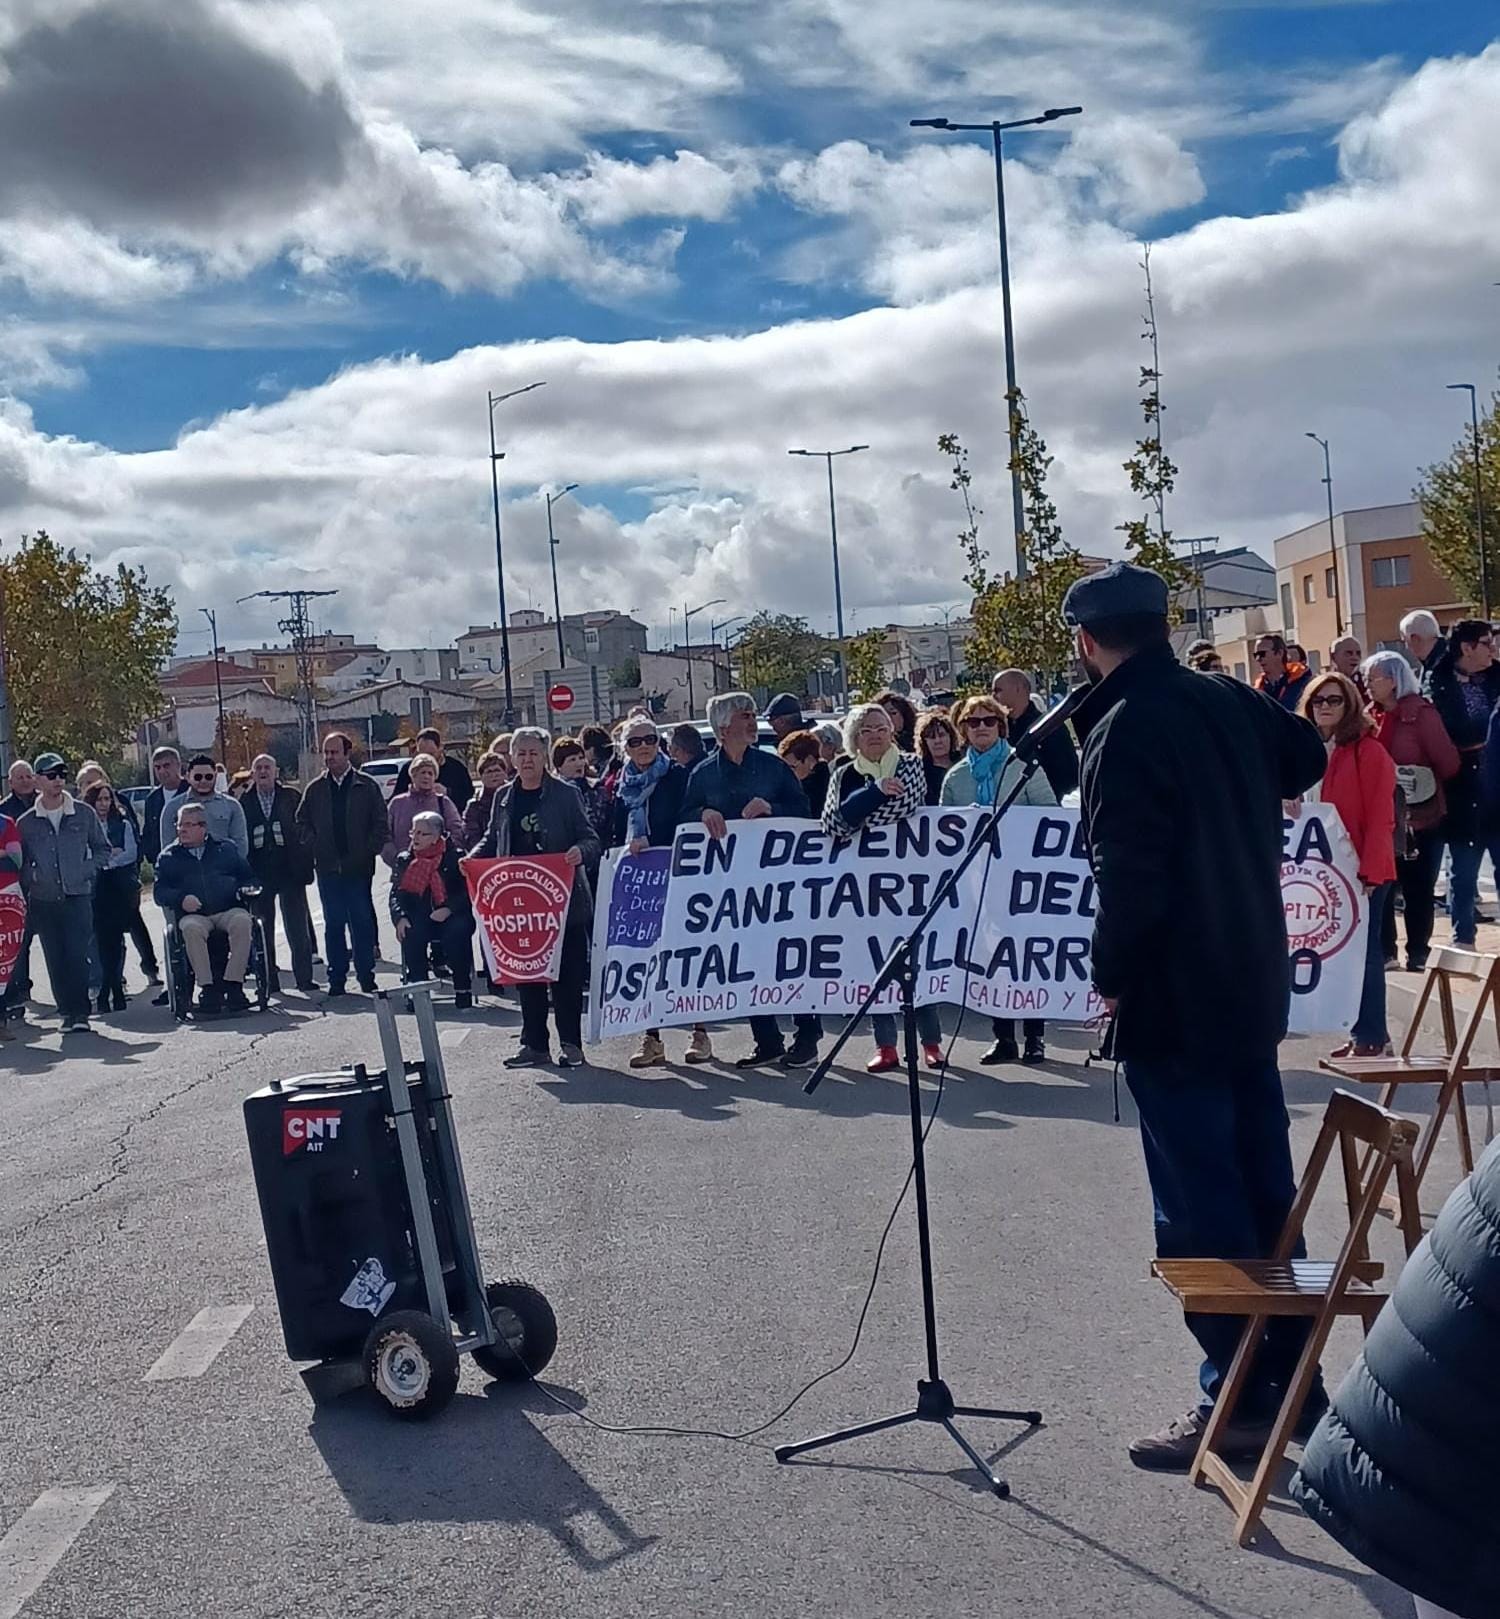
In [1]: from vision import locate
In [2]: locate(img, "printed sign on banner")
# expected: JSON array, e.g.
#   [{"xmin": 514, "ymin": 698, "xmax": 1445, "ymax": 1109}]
[
  {"xmin": 584, "ymin": 806, "xmax": 1365, "ymax": 1038},
  {"xmin": 1281, "ymin": 803, "xmax": 1366, "ymax": 1036},
  {"xmin": 0, "ymin": 887, "xmax": 24, "ymax": 997},
  {"xmin": 587, "ymin": 846, "xmax": 672, "ymax": 1042},
  {"xmin": 463, "ymin": 856, "xmax": 574, "ymax": 983}
]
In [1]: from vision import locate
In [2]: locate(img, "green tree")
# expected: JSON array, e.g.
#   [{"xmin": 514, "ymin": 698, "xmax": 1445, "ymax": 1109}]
[
  {"xmin": 610, "ymin": 657, "xmax": 642, "ymax": 691},
  {"xmin": 1417, "ymin": 384, "xmax": 1499, "ymax": 609},
  {"xmin": 0, "ymin": 530, "xmax": 176, "ymax": 765},
  {"xmin": 844, "ymin": 628, "xmax": 886, "ymax": 700},
  {"xmin": 942, "ymin": 401, "xmax": 1087, "ymax": 687},
  {"xmin": 732, "ymin": 611, "xmax": 829, "ymax": 696},
  {"xmin": 1117, "ymin": 244, "xmax": 1194, "ymax": 607}
]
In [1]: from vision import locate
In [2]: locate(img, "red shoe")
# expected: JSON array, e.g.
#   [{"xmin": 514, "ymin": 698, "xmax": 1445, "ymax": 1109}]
[
  {"xmin": 866, "ymin": 1045, "xmax": 900, "ymax": 1074},
  {"xmin": 923, "ymin": 1043, "xmax": 947, "ymax": 1070}
]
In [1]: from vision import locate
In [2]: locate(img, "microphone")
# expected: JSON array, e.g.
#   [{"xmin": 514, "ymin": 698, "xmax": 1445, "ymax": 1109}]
[{"xmin": 1012, "ymin": 685, "xmax": 1087, "ymax": 761}]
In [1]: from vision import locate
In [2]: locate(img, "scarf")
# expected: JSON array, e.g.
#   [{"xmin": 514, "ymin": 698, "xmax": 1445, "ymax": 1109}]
[
  {"xmin": 617, "ymin": 748, "xmax": 671, "ymax": 840},
  {"xmin": 399, "ymin": 840, "xmax": 448, "ymax": 908},
  {"xmin": 966, "ymin": 739, "xmax": 1011, "ymax": 806},
  {"xmin": 852, "ymin": 744, "xmax": 902, "ymax": 782}
]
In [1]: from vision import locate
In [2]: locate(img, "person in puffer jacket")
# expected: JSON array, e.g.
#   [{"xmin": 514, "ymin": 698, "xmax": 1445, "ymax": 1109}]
[{"xmin": 1290, "ymin": 1137, "xmax": 1500, "ymax": 1619}]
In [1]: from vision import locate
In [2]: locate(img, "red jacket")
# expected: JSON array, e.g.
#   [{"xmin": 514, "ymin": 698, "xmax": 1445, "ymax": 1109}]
[
  {"xmin": 1372, "ymin": 694, "xmax": 1461, "ymax": 832},
  {"xmin": 1321, "ymin": 734, "xmax": 1398, "ymax": 886}
]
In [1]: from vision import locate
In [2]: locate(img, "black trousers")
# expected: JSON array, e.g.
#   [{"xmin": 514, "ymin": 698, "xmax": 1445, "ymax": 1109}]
[
  {"xmin": 518, "ymin": 928, "xmax": 588, "ymax": 1050},
  {"xmin": 992, "ymin": 1017, "xmax": 1044, "ymax": 1042},
  {"xmin": 32, "ymin": 895, "xmax": 93, "ymax": 1023},
  {"xmin": 399, "ymin": 910, "xmax": 474, "ymax": 995},
  {"xmin": 92, "ymin": 872, "xmax": 140, "ymax": 999},
  {"xmin": 1383, "ymin": 826, "xmax": 1444, "ymax": 966},
  {"xmin": 127, "ymin": 906, "xmax": 159, "ymax": 975},
  {"xmin": 253, "ymin": 882, "xmax": 315, "ymax": 987}
]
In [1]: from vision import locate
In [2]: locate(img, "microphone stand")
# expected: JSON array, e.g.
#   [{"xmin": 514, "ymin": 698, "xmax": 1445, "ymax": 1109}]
[{"xmin": 774, "ymin": 755, "xmax": 1047, "ymax": 1496}]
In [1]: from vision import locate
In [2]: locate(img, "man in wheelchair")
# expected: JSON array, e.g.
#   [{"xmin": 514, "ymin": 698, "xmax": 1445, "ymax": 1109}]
[{"xmin": 155, "ymin": 801, "xmax": 257, "ymax": 1015}]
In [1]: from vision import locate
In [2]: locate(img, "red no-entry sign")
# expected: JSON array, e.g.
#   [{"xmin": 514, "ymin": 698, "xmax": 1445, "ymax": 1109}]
[{"xmin": 547, "ymin": 683, "xmax": 575, "ymax": 713}]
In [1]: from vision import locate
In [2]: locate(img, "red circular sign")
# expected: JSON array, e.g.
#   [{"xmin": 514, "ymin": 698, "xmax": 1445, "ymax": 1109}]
[
  {"xmin": 473, "ymin": 860, "xmax": 571, "ymax": 980},
  {"xmin": 548, "ymin": 683, "xmax": 575, "ymax": 713},
  {"xmin": 0, "ymin": 888, "xmax": 25, "ymax": 992}
]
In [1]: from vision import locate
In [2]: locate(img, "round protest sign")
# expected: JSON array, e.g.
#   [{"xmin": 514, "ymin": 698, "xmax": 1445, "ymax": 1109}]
[
  {"xmin": 1281, "ymin": 855, "xmax": 1361, "ymax": 962},
  {"xmin": 471, "ymin": 859, "xmax": 572, "ymax": 981},
  {"xmin": 0, "ymin": 888, "xmax": 25, "ymax": 994}
]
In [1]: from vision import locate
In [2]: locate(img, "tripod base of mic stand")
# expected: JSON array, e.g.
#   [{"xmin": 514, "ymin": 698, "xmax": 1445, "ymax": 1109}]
[{"xmin": 773, "ymin": 1379, "xmax": 1043, "ymax": 1498}]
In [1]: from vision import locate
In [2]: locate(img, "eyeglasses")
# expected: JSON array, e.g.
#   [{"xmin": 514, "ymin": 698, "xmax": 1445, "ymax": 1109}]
[
  {"xmin": 1310, "ymin": 693, "xmax": 1347, "ymax": 708},
  {"xmin": 964, "ymin": 715, "xmax": 1001, "ymax": 729},
  {"xmin": 1253, "ymin": 648, "xmax": 1277, "ymax": 660},
  {"xmin": 189, "ymin": 771, "xmax": 216, "ymax": 783}
]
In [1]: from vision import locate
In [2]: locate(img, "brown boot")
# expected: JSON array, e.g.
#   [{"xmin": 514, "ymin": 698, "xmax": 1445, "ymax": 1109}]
[{"xmin": 1128, "ymin": 1407, "xmax": 1273, "ymax": 1472}]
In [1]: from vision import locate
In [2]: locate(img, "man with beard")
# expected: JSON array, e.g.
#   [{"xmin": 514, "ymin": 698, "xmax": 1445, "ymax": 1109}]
[{"xmin": 1064, "ymin": 562, "xmax": 1328, "ymax": 1472}]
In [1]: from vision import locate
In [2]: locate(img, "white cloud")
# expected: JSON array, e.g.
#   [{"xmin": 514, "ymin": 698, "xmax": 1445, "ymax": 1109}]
[{"xmin": 550, "ymin": 149, "xmax": 759, "ymax": 228}]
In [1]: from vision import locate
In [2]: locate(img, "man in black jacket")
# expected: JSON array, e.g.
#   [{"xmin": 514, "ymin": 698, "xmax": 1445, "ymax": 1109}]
[
  {"xmin": 243, "ymin": 754, "xmax": 315, "ymax": 992},
  {"xmin": 392, "ymin": 727, "xmax": 474, "ymax": 806},
  {"xmin": 1065, "ymin": 563, "xmax": 1328, "ymax": 1472},
  {"xmin": 139, "ymin": 746, "xmax": 183, "ymax": 870},
  {"xmin": 993, "ymin": 668, "xmax": 1079, "ymax": 799}
]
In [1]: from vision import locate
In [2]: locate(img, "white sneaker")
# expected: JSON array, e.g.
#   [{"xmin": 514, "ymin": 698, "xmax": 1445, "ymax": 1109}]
[{"xmin": 683, "ymin": 1029, "xmax": 714, "ymax": 1064}]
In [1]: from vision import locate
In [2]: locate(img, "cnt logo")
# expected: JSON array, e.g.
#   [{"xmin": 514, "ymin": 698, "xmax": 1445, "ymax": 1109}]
[{"xmin": 283, "ymin": 1108, "xmax": 343, "ymax": 1156}]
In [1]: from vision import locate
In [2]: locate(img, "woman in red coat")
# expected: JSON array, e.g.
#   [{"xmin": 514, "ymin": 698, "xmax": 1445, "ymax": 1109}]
[
  {"xmin": 1299, "ymin": 671, "xmax": 1397, "ymax": 1057},
  {"xmin": 1364, "ymin": 649, "xmax": 1461, "ymax": 971}
]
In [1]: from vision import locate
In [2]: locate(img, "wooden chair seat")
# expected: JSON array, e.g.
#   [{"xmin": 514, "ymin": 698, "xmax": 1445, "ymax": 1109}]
[
  {"xmin": 1150, "ymin": 1090, "xmax": 1421, "ymax": 1546},
  {"xmin": 1319, "ymin": 1054, "xmax": 1454, "ymax": 1082},
  {"xmin": 1152, "ymin": 1259, "xmax": 1386, "ymax": 1317}
]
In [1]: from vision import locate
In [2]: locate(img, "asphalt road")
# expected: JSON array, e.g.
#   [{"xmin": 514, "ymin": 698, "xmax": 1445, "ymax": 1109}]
[{"xmin": 1, "ymin": 904, "xmax": 1462, "ymax": 1619}]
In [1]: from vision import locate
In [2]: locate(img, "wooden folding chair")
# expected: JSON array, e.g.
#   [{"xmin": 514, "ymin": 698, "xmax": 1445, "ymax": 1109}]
[
  {"xmin": 1321, "ymin": 947, "xmax": 1500, "ymax": 1205},
  {"xmin": 1151, "ymin": 1090, "xmax": 1421, "ymax": 1545}
]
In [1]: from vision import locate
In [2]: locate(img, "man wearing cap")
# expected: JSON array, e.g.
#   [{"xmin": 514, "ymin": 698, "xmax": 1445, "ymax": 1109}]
[
  {"xmin": 765, "ymin": 693, "xmax": 804, "ymax": 743},
  {"xmin": 1063, "ymin": 562, "xmax": 1328, "ymax": 1471},
  {"xmin": 15, "ymin": 752, "xmax": 111, "ymax": 1033}
]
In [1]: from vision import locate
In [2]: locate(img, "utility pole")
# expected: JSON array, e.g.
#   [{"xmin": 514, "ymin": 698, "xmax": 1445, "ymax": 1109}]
[
  {"xmin": 487, "ymin": 381, "xmax": 546, "ymax": 727},
  {"xmin": 238, "ymin": 589, "xmax": 338, "ymax": 758},
  {"xmin": 1305, "ymin": 434, "xmax": 1344, "ymax": 637},
  {"xmin": 1447, "ymin": 384, "xmax": 1491, "ymax": 618},
  {"xmin": 789, "ymin": 445, "xmax": 868, "ymax": 710},
  {"xmin": 200, "ymin": 607, "xmax": 228, "ymax": 765},
  {"xmin": 682, "ymin": 597, "xmax": 726, "ymax": 722},
  {"xmin": 1171, "ymin": 536, "xmax": 1218, "ymax": 646},
  {"xmin": 0, "ymin": 570, "xmax": 13, "ymax": 772},
  {"xmin": 545, "ymin": 484, "xmax": 578, "ymax": 670}
]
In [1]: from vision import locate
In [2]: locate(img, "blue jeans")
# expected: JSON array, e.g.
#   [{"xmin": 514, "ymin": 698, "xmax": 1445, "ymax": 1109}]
[
  {"xmin": 871, "ymin": 1005, "xmax": 942, "ymax": 1048},
  {"xmin": 1447, "ymin": 839, "xmax": 1500, "ymax": 946},
  {"xmin": 1125, "ymin": 1054, "xmax": 1321, "ymax": 1422},
  {"xmin": 1352, "ymin": 882, "xmax": 1395, "ymax": 1047},
  {"xmin": 317, "ymin": 871, "xmax": 376, "ymax": 988}
]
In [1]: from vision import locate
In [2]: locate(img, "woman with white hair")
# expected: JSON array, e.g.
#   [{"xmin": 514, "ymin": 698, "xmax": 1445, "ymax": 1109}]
[
  {"xmin": 812, "ymin": 721, "xmax": 844, "ymax": 765},
  {"xmin": 822, "ymin": 702, "xmax": 943, "ymax": 1072},
  {"xmin": 1365, "ymin": 649, "xmax": 1460, "ymax": 971},
  {"xmin": 390, "ymin": 809, "xmax": 475, "ymax": 1009}
]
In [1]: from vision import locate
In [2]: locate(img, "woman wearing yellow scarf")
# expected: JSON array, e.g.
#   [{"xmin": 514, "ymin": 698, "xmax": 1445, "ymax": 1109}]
[{"xmin": 821, "ymin": 702, "xmax": 937, "ymax": 1073}]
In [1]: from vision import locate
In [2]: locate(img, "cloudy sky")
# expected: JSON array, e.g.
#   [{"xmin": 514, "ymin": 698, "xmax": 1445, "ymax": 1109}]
[{"xmin": 1, "ymin": 0, "xmax": 1497, "ymax": 655}]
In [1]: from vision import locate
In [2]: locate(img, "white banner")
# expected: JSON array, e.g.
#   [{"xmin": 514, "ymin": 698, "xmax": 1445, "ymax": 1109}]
[{"xmin": 587, "ymin": 805, "xmax": 1365, "ymax": 1041}]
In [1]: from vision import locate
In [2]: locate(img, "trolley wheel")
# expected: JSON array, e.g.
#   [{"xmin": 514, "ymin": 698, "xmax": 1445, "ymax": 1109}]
[
  {"xmin": 361, "ymin": 1310, "xmax": 460, "ymax": 1419},
  {"xmin": 471, "ymin": 1280, "xmax": 558, "ymax": 1382}
]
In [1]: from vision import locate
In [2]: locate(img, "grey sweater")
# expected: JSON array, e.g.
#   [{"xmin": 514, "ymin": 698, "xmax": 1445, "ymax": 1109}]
[{"xmin": 160, "ymin": 789, "xmax": 249, "ymax": 858}]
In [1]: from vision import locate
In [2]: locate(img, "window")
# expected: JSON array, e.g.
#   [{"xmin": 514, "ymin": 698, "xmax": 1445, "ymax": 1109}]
[
  {"xmin": 1371, "ymin": 554, "xmax": 1412, "ymax": 589},
  {"xmin": 1280, "ymin": 583, "xmax": 1295, "ymax": 635},
  {"xmin": 1325, "ymin": 566, "xmax": 1337, "ymax": 599},
  {"xmin": 1302, "ymin": 574, "xmax": 1315, "ymax": 604},
  {"xmin": 584, "ymin": 628, "xmax": 600, "ymax": 648}
]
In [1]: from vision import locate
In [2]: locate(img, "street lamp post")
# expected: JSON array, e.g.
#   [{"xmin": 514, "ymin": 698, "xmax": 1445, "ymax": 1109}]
[
  {"xmin": 1305, "ymin": 433, "xmax": 1344, "ymax": 638},
  {"xmin": 682, "ymin": 597, "xmax": 726, "ymax": 721},
  {"xmin": 487, "ymin": 380, "xmax": 546, "ymax": 725},
  {"xmin": 544, "ymin": 483, "xmax": 579, "ymax": 669},
  {"xmin": 1448, "ymin": 383, "xmax": 1491, "ymax": 618},
  {"xmin": 789, "ymin": 445, "xmax": 868, "ymax": 710},
  {"xmin": 911, "ymin": 106, "xmax": 1082, "ymax": 581},
  {"xmin": 200, "ymin": 607, "xmax": 228, "ymax": 766}
]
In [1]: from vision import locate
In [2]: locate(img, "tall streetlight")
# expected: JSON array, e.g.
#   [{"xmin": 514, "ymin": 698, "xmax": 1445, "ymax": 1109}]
[
  {"xmin": 1305, "ymin": 433, "xmax": 1344, "ymax": 638},
  {"xmin": 544, "ymin": 483, "xmax": 579, "ymax": 669},
  {"xmin": 200, "ymin": 606, "xmax": 228, "ymax": 766},
  {"xmin": 487, "ymin": 380, "xmax": 546, "ymax": 725},
  {"xmin": 789, "ymin": 445, "xmax": 868, "ymax": 711},
  {"xmin": 1448, "ymin": 383, "xmax": 1491, "ymax": 618},
  {"xmin": 911, "ymin": 106, "xmax": 1082, "ymax": 581},
  {"xmin": 682, "ymin": 596, "xmax": 726, "ymax": 721},
  {"xmin": 711, "ymin": 614, "xmax": 746, "ymax": 698}
]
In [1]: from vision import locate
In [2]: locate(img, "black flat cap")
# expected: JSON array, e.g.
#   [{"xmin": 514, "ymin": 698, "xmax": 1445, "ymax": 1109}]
[
  {"xmin": 1062, "ymin": 561, "xmax": 1169, "ymax": 627},
  {"xmin": 765, "ymin": 692, "xmax": 803, "ymax": 720}
]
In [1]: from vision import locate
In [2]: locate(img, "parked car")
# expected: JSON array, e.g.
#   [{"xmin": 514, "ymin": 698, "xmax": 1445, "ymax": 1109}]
[{"xmin": 362, "ymin": 758, "xmax": 403, "ymax": 801}]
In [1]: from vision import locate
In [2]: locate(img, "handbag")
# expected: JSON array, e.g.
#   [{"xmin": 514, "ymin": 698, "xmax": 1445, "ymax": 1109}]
[{"xmin": 1394, "ymin": 763, "xmax": 1437, "ymax": 807}]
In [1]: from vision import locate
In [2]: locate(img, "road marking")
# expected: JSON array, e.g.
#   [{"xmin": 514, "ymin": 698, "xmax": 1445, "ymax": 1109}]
[
  {"xmin": 440, "ymin": 1028, "xmax": 471, "ymax": 1049},
  {"xmin": 145, "ymin": 1305, "xmax": 254, "ymax": 1381},
  {"xmin": 0, "ymin": 1486, "xmax": 116, "ymax": 1619}
]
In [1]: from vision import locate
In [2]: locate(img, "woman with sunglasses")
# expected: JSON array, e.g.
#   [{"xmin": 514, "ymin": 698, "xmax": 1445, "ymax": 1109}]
[
  {"xmin": 1297, "ymin": 672, "xmax": 1397, "ymax": 1058},
  {"xmin": 941, "ymin": 693, "xmax": 1058, "ymax": 1065},
  {"xmin": 610, "ymin": 718, "xmax": 712, "ymax": 1071},
  {"xmin": 82, "ymin": 780, "xmax": 143, "ymax": 1014}
]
